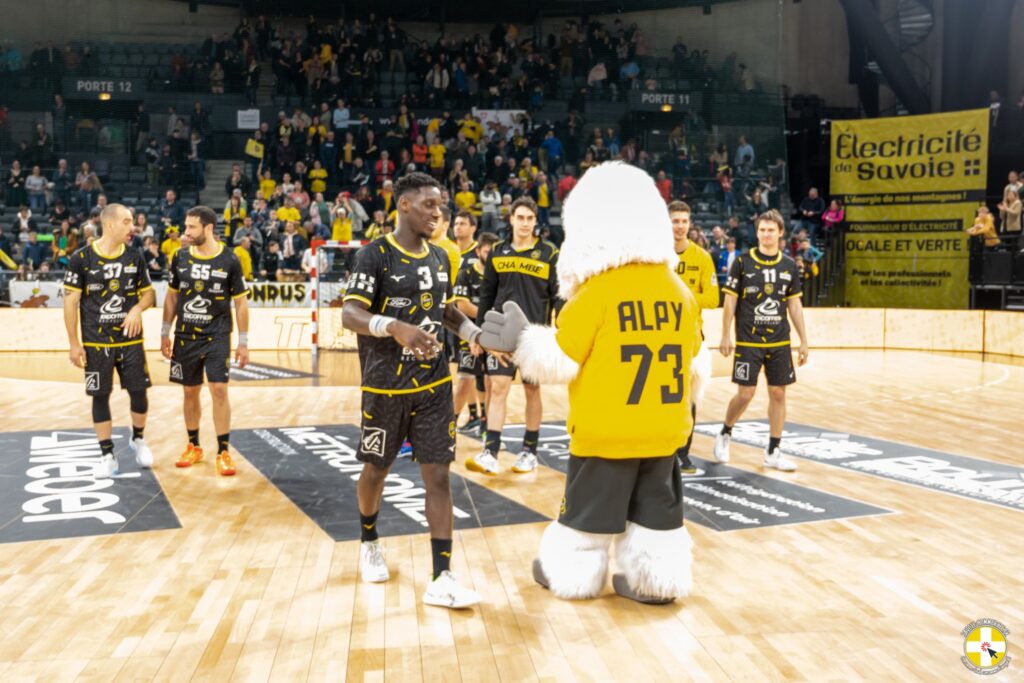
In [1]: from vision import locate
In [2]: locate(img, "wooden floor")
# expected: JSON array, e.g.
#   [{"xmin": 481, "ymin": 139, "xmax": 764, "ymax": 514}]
[{"xmin": 0, "ymin": 348, "xmax": 1022, "ymax": 682}]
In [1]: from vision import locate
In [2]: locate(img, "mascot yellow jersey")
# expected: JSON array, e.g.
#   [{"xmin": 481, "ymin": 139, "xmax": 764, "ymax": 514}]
[
  {"xmin": 675, "ymin": 242, "xmax": 718, "ymax": 331},
  {"xmin": 555, "ymin": 262, "xmax": 701, "ymax": 459}
]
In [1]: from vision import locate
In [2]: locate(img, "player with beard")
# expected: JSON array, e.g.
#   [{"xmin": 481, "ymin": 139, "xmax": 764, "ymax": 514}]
[
  {"xmin": 161, "ymin": 206, "xmax": 250, "ymax": 476},
  {"xmin": 342, "ymin": 172, "xmax": 506, "ymax": 608},
  {"xmin": 63, "ymin": 203, "xmax": 155, "ymax": 477}
]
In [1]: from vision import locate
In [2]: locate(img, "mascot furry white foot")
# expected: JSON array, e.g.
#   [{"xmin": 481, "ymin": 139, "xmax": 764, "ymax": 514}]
[{"xmin": 483, "ymin": 163, "xmax": 702, "ymax": 604}]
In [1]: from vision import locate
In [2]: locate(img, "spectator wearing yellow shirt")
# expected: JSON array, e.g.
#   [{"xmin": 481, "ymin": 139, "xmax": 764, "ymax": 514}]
[
  {"xmin": 364, "ymin": 210, "xmax": 388, "ymax": 240},
  {"xmin": 428, "ymin": 140, "xmax": 447, "ymax": 179},
  {"xmin": 161, "ymin": 226, "xmax": 182, "ymax": 260},
  {"xmin": 518, "ymin": 157, "xmax": 538, "ymax": 186},
  {"xmin": 531, "ymin": 172, "xmax": 556, "ymax": 241},
  {"xmin": 259, "ymin": 169, "xmax": 276, "ymax": 201},
  {"xmin": 967, "ymin": 206, "xmax": 1001, "ymax": 247},
  {"xmin": 376, "ymin": 180, "xmax": 396, "ymax": 216},
  {"xmin": 308, "ymin": 160, "xmax": 328, "ymax": 194},
  {"xmin": 455, "ymin": 180, "xmax": 480, "ymax": 217},
  {"xmin": 330, "ymin": 204, "xmax": 353, "ymax": 241},
  {"xmin": 277, "ymin": 198, "xmax": 301, "ymax": 224},
  {"xmin": 234, "ymin": 235, "xmax": 254, "ymax": 280},
  {"xmin": 223, "ymin": 195, "xmax": 247, "ymax": 240},
  {"xmin": 459, "ymin": 114, "xmax": 483, "ymax": 143}
]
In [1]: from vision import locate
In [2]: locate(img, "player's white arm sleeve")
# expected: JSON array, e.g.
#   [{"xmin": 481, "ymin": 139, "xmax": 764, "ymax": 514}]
[{"xmin": 514, "ymin": 325, "xmax": 579, "ymax": 385}]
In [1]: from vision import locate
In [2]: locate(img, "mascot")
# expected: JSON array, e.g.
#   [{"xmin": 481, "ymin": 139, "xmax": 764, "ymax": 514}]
[{"xmin": 481, "ymin": 162, "xmax": 701, "ymax": 603}]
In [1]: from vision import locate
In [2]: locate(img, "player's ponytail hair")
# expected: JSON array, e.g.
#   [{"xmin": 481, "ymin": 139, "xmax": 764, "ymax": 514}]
[{"xmin": 186, "ymin": 206, "xmax": 218, "ymax": 230}]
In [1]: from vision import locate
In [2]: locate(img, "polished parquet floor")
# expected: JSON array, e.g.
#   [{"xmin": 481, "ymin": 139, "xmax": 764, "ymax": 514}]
[{"xmin": 0, "ymin": 348, "xmax": 1021, "ymax": 682}]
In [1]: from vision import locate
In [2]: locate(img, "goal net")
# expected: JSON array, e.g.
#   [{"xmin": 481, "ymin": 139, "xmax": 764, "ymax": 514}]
[{"xmin": 312, "ymin": 240, "xmax": 367, "ymax": 352}]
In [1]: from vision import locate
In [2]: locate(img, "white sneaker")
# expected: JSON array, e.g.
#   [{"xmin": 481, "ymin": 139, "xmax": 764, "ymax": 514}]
[
  {"xmin": 130, "ymin": 438, "xmax": 153, "ymax": 468},
  {"xmin": 95, "ymin": 453, "xmax": 119, "ymax": 479},
  {"xmin": 360, "ymin": 541, "xmax": 390, "ymax": 583},
  {"xmin": 465, "ymin": 450, "xmax": 499, "ymax": 476},
  {"xmin": 763, "ymin": 448, "xmax": 798, "ymax": 472},
  {"xmin": 423, "ymin": 570, "xmax": 480, "ymax": 609},
  {"xmin": 713, "ymin": 433, "xmax": 731, "ymax": 463},
  {"xmin": 511, "ymin": 451, "xmax": 537, "ymax": 474}
]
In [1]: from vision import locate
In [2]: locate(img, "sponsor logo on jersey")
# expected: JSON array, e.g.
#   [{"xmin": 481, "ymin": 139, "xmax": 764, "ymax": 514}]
[
  {"xmin": 438, "ymin": 270, "xmax": 449, "ymax": 283},
  {"xmin": 753, "ymin": 298, "xmax": 783, "ymax": 324},
  {"xmin": 98, "ymin": 295, "xmax": 127, "ymax": 323},
  {"xmin": 420, "ymin": 292, "xmax": 433, "ymax": 310},
  {"xmin": 109, "ymin": 279, "xmax": 120, "ymax": 292},
  {"xmin": 212, "ymin": 268, "xmax": 228, "ymax": 279},
  {"xmin": 388, "ymin": 297, "xmax": 412, "ymax": 308},
  {"xmin": 124, "ymin": 264, "xmax": 137, "ymax": 274},
  {"xmin": 195, "ymin": 280, "xmax": 205, "ymax": 292},
  {"xmin": 780, "ymin": 271, "xmax": 792, "ymax": 281},
  {"xmin": 764, "ymin": 283, "xmax": 774, "ymax": 295},
  {"xmin": 87, "ymin": 283, "xmax": 104, "ymax": 293},
  {"xmin": 388, "ymin": 274, "xmax": 406, "ymax": 282},
  {"xmin": 491, "ymin": 256, "xmax": 551, "ymax": 279},
  {"xmin": 182, "ymin": 296, "xmax": 213, "ymax": 322},
  {"xmin": 401, "ymin": 319, "xmax": 442, "ymax": 358}
]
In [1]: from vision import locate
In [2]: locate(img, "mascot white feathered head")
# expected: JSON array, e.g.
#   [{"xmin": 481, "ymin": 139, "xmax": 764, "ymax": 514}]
[{"xmin": 557, "ymin": 162, "xmax": 677, "ymax": 300}]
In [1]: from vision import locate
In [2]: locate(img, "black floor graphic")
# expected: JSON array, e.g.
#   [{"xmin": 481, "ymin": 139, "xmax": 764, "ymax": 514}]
[
  {"xmin": 464, "ymin": 422, "xmax": 893, "ymax": 532},
  {"xmin": 0, "ymin": 428, "xmax": 180, "ymax": 544},
  {"xmin": 232, "ymin": 424, "xmax": 548, "ymax": 541},
  {"xmin": 695, "ymin": 420, "xmax": 1024, "ymax": 513}
]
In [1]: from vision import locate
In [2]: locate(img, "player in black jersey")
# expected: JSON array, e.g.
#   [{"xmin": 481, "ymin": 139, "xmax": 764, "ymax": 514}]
[
  {"xmin": 342, "ymin": 172, "xmax": 507, "ymax": 608},
  {"xmin": 452, "ymin": 228, "xmax": 500, "ymax": 435},
  {"xmin": 469, "ymin": 196, "xmax": 559, "ymax": 476},
  {"xmin": 160, "ymin": 206, "xmax": 250, "ymax": 477},
  {"xmin": 63, "ymin": 204, "xmax": 155, "ymax": 478},
  {"xmin": 715, "ymin": 210, "xmax": 810, "ymax": 471}
]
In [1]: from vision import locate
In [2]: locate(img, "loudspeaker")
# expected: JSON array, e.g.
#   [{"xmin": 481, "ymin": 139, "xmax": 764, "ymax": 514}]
[
  {"xmin": 1014, "ymin": 253, "xmax": 1024, "ymax": 283},
  {"xmin": 189, "ymin": 0, "xmax": 198, "ymax": 12},
  {"xmin": 982, "ymin": 251, "xmax": 1012, "ymax": 284}
]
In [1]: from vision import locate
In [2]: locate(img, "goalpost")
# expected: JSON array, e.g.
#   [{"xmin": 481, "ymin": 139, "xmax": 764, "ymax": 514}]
[{"xmin": 310, "ymin": 239, "xmax": 368, "ymax": 356}]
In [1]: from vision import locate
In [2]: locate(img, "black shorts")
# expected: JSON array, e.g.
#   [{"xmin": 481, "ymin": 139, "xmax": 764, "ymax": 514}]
[
  {"xmin": 558, "ymin": 455, "xmax": 683, "ymax": 534},
  {"xmin": 357, "ymin": 380, "xmax": 456, "ymax": 469},
  {"xmin": 456, "ymin": 341, "xmax": 484, "ymax": 377},
  {"xmin": 732, "ymin": 344, "xmax": 796, "ymax": 387},
  {"xmin": 484, "ymin": 353, "xmax": 537, "ymax": 385},
  {"xmin": 84, "ymin": 343, "xmax": 152, "ymax": 396},
  {"xmin": 170, "ymin": 335, "xmax": 231, "ymax": 386}
]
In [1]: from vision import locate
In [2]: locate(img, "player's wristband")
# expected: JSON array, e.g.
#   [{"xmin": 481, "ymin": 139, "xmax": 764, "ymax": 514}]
[
  {"xmin": 238, "ymin": 333, "xmax": 249, "ymax": 345},
  {"xmin": 457, "ymin": 319, "xmax": 482, "ymax": 344},
  {"xmin": 369, "ymin": 315, "xmax": 397, "ymax": 338},
  {"xmin": 161, "ymin": 322, "xmax": 171, "ymax": 337}
]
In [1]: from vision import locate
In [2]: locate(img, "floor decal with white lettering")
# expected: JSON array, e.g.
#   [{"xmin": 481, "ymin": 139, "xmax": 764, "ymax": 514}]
[
  {"xmin": 232, "ymin": 425, "xmax": 549, "ymax": 541},
  {"xmin": 694, "ymin": 420, "xmax": 1024, "ymax": 512},
  {"xmin": 229, "ymin": 361, "xmax": 317, "ymax": 382},
  {"xmin": 0, "ymin": 429, "xmax": 181, "ymax": 544},
  {"xmin": 464, "ymin": 422, "xmax": 892, "ymax": 531}
]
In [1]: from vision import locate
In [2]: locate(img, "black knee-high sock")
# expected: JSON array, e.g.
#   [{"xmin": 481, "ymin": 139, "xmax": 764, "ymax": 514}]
[
  {"xmin": 678, "ymin": 405, "xmax": 697, "ymax": 457},
  {"xmin": 431, "ymin": 538, "xmax": 452, "ymax": 579},
  {"xmin": 485, "ymin": 429, "xmax": 501, "ymax": 455},
  {"xmin": 99, "ymin": 438, "xmax": 115, "ymax": 457},
  {"xmin": 522, "ymin": 429, "xmax": 539, "ymax": 454},
  {"xmin": 217, "ymin": 433, "xmax": 230, "ymax": 453},
  {"xmin": 360, "ymin": 511, "xmax": 380, "ymax": 542},
  {"xmin": 187, "ymin": 428, "xmax": 200, "ymax": 447}
]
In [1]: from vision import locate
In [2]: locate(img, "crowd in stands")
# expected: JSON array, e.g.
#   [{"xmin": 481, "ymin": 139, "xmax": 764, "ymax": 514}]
[{"xmin": 968, "ymin": 170, "xmax": 1023, "ymax": 253}]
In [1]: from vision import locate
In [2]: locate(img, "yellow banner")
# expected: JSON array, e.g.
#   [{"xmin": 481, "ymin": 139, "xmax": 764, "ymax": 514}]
[{"xmin": 831, "ymin": 109, "xmax": 988, "ymax": 309}]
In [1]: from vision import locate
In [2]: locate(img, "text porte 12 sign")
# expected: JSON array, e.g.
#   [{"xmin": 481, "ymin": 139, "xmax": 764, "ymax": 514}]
[{"xmin": 65, "ymin": 78, "xmax": 145, "ymax": 100}]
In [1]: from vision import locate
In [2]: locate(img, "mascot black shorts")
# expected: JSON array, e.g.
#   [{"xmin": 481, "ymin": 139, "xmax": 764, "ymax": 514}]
[{"xmin": 558, "ymin": 454, "xmax": 683, "ymax": 534}]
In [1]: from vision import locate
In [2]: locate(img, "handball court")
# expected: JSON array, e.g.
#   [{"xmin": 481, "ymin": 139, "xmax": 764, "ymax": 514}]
[{"xmin": 0, "ymin": 347, "xmax": 1021, "ymax": 682}]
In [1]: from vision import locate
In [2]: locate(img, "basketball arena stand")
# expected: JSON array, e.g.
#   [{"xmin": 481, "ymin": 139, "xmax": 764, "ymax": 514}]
[{"xmin": 310, "ymin": 239, "xmax": 367, "ymax": 355}]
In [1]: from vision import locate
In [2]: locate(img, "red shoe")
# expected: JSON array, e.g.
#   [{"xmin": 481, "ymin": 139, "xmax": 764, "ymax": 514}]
[
  {"xmin": 176, "ymin": 444, "xmax": 204, "ymax": 468},
  {"xmin": 216, "ymin": 450, "xmax": 237, "ymax": 476}
]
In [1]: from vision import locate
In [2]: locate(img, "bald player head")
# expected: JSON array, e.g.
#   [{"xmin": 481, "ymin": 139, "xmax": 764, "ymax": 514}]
[{"xmin": 99, "ymin": 204, "xmax": 136, "ymax": 245}]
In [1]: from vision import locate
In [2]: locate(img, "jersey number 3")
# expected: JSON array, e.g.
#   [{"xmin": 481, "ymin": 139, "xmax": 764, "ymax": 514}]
[
  {"xmin": 620, "ymin": 344, "xmax": 685, "ymax": 405},
  {"xmin": 416, "ymin": 266, "xmax": 432, "ymax": 290}
]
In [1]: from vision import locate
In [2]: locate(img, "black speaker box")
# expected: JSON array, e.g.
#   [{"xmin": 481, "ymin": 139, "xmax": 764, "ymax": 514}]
[{"xmin": 982, "ymin": 251, "xmax": 1013, "ymax": 284}]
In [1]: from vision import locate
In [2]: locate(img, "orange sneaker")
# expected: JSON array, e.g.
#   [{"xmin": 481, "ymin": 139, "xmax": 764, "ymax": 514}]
[
  {"xmin": 176, "ymin": 444, "xmax": 204, "ymax": 468},
  {"xmin": 216, "ymin": 450, "xmax": 237, "ymax": 476}
]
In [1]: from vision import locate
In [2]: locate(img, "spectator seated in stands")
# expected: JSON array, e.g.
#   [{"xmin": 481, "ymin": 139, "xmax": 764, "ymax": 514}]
[
  {"xmin": 51, "ymin": 221, "xmax": 77, "ymax": 268},
  {"xmin": 822, "ymin": 199, "xmax": 845, "ymax": 235},
  {"xmin": 997, "ymin": 187, "xmax": 1022, "ymax": 251},
  {"xmin": 797, "ymin": 187, "xmax": 826, "ymax": 240}
]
